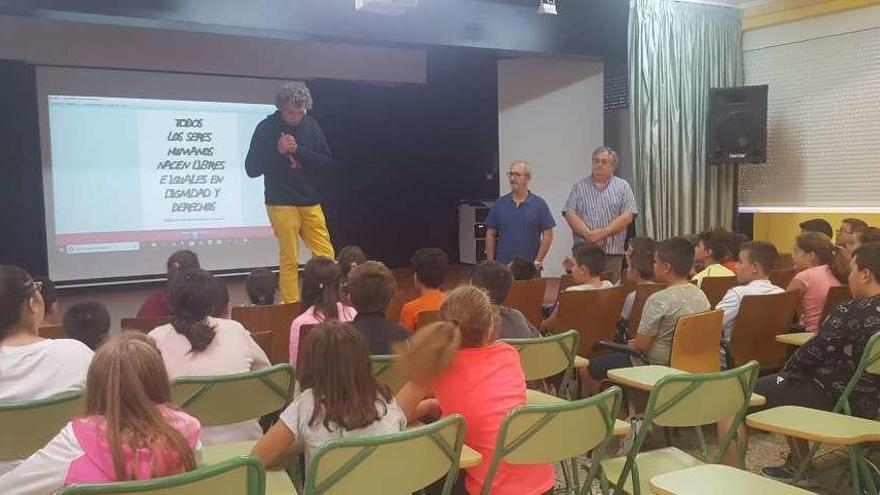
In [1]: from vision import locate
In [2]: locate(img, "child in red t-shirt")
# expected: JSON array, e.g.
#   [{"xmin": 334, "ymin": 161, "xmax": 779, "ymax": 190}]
[{"xmin": 395, "ymin": 286, "xmax": 554, "ymax": 495}]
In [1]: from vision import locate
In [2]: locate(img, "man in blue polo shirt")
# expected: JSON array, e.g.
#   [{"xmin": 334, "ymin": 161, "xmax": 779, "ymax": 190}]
[{"xmin": 485, "ymin": 161, "xmax": 556, "ymax": 270}]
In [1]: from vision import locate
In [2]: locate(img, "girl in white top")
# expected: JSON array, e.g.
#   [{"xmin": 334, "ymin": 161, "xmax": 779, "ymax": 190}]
[
  {"xmin": 149, "ymin": 269, "xmax": 270, "ymax": 446},
  {"xmin": 252, "ymin": 320, "xmax": 405, "ymax": 467},
  {"xmin": 0, "ymin": 265, "xmax": 93, "ymax": 475}
]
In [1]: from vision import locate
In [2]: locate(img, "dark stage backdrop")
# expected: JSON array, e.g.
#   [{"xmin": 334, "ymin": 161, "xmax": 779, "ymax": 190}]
[{"xmin": 0, "ymin": 48, "xmax": 499, "ymax": 276}]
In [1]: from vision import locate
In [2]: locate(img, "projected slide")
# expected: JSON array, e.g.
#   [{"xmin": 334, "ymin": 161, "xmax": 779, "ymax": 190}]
[{"xmin": 45, "ymin": 95, "xmax": 284, "ymax": 281}]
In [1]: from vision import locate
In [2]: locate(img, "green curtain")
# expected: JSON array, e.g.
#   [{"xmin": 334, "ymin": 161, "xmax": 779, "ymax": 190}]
[{"xmin": 629, "ymin": 0, "xmax": 742, "ymax": 239}]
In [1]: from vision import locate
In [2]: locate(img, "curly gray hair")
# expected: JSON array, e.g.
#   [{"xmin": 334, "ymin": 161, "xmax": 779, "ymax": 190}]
[
  {"xmin": 275, "ymin": 82, "xmax": 314, "ymax": 110},
  {"xmin": 591, "ymin": 146, "xmax": 619, "ymax": 167}
]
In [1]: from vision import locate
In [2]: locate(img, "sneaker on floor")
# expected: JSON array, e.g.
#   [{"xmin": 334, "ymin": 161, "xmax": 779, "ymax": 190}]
[{"xmin": 761, "ymin": 465, "xmax": 819, "ymax": 488}]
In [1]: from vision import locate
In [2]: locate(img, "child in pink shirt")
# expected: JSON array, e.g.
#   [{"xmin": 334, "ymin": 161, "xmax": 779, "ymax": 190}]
[
  {"xmin": 396, "ymin": 286, "xmax": 554, "ymax": 495},
  {"xmin": 289, "ymin": 257, "xmax": 356, "ymax": 365},
  {"xmin": 0, "ymin": 332, "xmax": 200, "ymax": 495},
  {"xmin": 789, "ymin": 232, "xmax": 849, "ymax": 332}
]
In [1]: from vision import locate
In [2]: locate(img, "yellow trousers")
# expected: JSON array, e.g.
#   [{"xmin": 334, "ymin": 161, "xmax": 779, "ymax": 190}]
[{"xmin": 266, "ymin": 205, "xmax": 335, "ymax": 303}]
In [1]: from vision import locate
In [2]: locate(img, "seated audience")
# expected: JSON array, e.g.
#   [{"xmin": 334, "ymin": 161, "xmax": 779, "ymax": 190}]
[
  {"xmin": 541, "ymin": 244, "xmax": 613, "ymax": 331},
  {"xmin": 715, "ymin": 241, "xmax": 784, "ymax": 346},
  {"xmin": 252, "ymin": 321, "xmax": 405, "ymax": 467},
  {"xmin": 788, "ymin": 232, "xmax": 849, "ymax": 332},
  {"xmin": 337, "ymin": 245, "xmax": 367, "ymax": 301},
  {"xmin": 754, "ymin": 242, "xmax": 880, "ymax": 481},
  {"xmin": 347, "ymin": 261, "xmax": 410, "ymax": 355},
  {"xmin": 290, "ymin": 257, "xmax": 357, "ymax": 364},
  {"xmin": 509, "ymin": 256, "xmax": 538, "ymax": 281},
  {"xmin": 210, "ymin": 277, "xmax": 231, "ymax": 319},
  {"xmin": 562, "ymin": 241, "xmax": 588, "ymax": 274},
  {"xmin": 0, "ymin": 265, "xmax": 93, "ymax": 403},
  {"xmin": 62, "ymin": 301, "xmax": 111, "ymax": 351},
  {"xmin": 35, "ymin": 276, "xmax": 60, "ymax": 325},
  {"xmin": 245, "ymin": 268, "xmax": 277, "ymax": 305},
  {"xmin": 835, "ymin": 217, "xmax": 868, "ymax": 249},
  {"xmin": 799, "ymin": 218, "xmax": 834, "ymax": 239},
  {"xmin": 395, "ymin": 286, "xmax": 555, "ymax": 495},
  {"xmin": 723, "ymin": 232, "xmax": 749, "ymax": 272},
  {"xmin": 470, "ymin": 260, "xmax": 538, "ymax": 339},
  {"xmin": 149, "ymin": 269, "xmax": 270, "ymax": 445},
  {"xmin": 400, "ymin": 248, "xmax": 449, "ymax": 332},
  {"xmin": 137, "ymin": 250, "xmax": 200, "ymax": 317},
  {"xmin": 692, "ymin": 229, "xmax": 735, "ymax": 286},
  {"xmin": 846, "ymin": 226, "xmax": 880, "ymax": 255},
  {"xmin": 0, "ymin": 332, "xmax": 200, "ymax": 494},
  {"xmin": 586, "ymin": 238, "xmax": 710, "ymax": 384},
  {"xmin": 620, "ymin": 236, "xmax": 658, "ymax": 321}
]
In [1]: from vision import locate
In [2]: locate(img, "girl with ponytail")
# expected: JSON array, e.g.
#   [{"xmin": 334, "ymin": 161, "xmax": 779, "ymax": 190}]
[
  {"xmin": 149, "ymin": 269, "xmax": 270, "ymax": 445},
  {"xmin": 289, "ymin": 257, "xmax": 356, "ymax": 366},
  {"xmin": 789, "ymin": 232, "xmax": 850, "ymax": 332},
  {"xmin": 395, "ymin": 285, "xmax": 554, "ymax": 495}
]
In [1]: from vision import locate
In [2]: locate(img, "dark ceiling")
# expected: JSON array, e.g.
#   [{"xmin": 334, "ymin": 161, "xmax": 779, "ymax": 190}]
[{"xmin": 0, "ymin": 0, "xmax": 628, "ymax": 60}]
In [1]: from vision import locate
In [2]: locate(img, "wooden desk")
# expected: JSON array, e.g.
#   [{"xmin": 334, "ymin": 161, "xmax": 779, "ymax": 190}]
[
  {"xmin": 201, "ymin": 441, "xmax": 297, "ymax": 495},
  {"xmin": 649, "ymin": 464, "xmax": 814, "ymax": 495},
  {"xmin": 775, "ymin": 332, "xmax": 814, "ymax": 347},
  {"xmin": 607, "ymin": 366, "xmax": 766, "ymax": 407}
]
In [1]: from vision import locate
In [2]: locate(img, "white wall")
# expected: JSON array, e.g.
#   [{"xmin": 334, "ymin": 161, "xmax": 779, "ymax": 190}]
[
  {"xmin": 498, "ymin": 58, "xmax": 604, "ymax": 276},
  {"xmin": 0, "ymin": 15, "xmax": 426, "ymax": 83}
]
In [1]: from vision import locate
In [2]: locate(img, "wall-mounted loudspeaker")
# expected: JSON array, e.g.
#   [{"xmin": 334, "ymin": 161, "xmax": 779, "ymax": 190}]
[{"xmin": 706, "ymin": 85, "xmax": 768, "ymax": 165}]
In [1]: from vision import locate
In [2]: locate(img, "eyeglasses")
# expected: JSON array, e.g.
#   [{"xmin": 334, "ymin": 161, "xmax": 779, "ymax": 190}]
[
  {"xmin": 507, "ymin": 171, "xmax": 529, "ymax": 178},
  {"xmin": 593, "ymin": 159, "xmax": 615, "ymax": 167}
]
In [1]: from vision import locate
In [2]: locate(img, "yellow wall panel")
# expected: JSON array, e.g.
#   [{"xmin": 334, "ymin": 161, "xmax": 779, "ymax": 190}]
[{"xmin": 752, "ymin": 212, "xmax": 880, "ymax": 250}]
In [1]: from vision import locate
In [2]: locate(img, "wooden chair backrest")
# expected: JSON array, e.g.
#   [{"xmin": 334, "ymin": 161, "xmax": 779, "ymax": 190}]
[
  {"xmin": 502, "ymin": 278, "xmax": 548, "ymax": 327},
  {"xmin": 416, "ymin": 310, "xmax": 442, "ymax": 330},
  {"xmin": 669, "ymin": 310, "xmax": 723, "ymax": 373},
  {"xmin": 769, "ymin": 268, "xmax": 796, "ymax": 290},
  {"xmin": 627, "ymin": 283, "xmax": 667, "ymax": 339},
  {"xmin": 699, "ymin": 276, "xmax": 738, "ymax": 308},
  {"xmin": 729, "ymin": 290, "xmax": 800, "ymax": 370},
  {"xmin": 774, "ymin": 253, "xmax": 795, "ymax": 269},
  {"xmin": 555, "ymin": 286, "xmax": 627, "ymax": 358},
  {"xmin": 120, "ymin": 316, "xmax": 173, "ymax": 333},
  {"xmin": 250, "ymin": 330, "xmax": 273, "ymax": 360},
  {"xmin": 600, "ymin": 270, "xmax": 615, "ymax": 283},
  {"xmin": 231, "ymin": 302, "xmax": 302, "ymax": 364},
  {"xmin": 38, "ymin": 324, "xmax": 64, "ymax": 339},
  {"xmin": 384, "ymin": 291, "xmax": 410, "ymax": 323},
  {"xmin": 820, "ymin": 285, "xmax": 852, "ymax": 323},
  {"xmin": 296, "ymin": 324, "xmax": 317, "ymax": 368},
  {"xmin": 557, "ymin": 274, "xmax": 576, "ymax": 297}
]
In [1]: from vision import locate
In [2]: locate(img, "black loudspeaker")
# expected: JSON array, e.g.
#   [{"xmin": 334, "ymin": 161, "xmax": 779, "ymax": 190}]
[{"xmin": 707, "ymin": 85, "xmax": 768, "ymax": 165}]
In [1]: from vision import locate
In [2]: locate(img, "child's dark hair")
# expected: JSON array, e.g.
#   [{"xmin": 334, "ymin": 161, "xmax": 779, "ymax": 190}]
[
  {"xmin": 795, "ymin": 232, "xmax": 850, "ymax": 284},
  {"xmin": 166, "ymin": 250, "xmax": 200, "ymax": 280},
  {"xmin": 629, "ymin": 236, "xmax": 656, "ymax": 280},
  {"xmin": 471, "ymin": 261, "xmax": 513, "ymax": 305},
  {"xmin": 246, "ymin": 268, "xmax": 277, "ymax": 306},
  {"xmin": 0, "ymin": 265, "xmax": 38, "ymax": 340},
  {"xmin": 843, "ymin": 218, "xmax": 869, "ymax": 232},
  {"xmin": 410, "ymin": 248, "xmax": 449, "ymax": 289},
  {"xmin": 63, "ymin": 301, "xmax": 111, "ymax": 350},
  {"xmin": 726, "ymin": 232, "xmax": 750, "ymax": 261},
  {"xmin": 739, "ymin": 240, "xmax": 778, "ymax": 275},
  {"xmin": 656, "ymin": 237, "xmax": 696, "ymax": 277},
  {"xmin": 168, "ymin": 269, "xmax": 217, "ymax": 353},
  {"xmin": 34, "ymin": 276, "xmax": 57, "ymax": 317},
  {"xmin": 347, "ymin": 261, "xmax": 397, "ymax": 315},
  {"xmin": 210, "ymin": 277, "xmax": 230, "ymax": 318},
  {"xmin": 697, "ymin": 229, "xmax": 731, "ymax": 263},
  {"xmin": 573, "ymin": 243, "xmax": 605, "ymax": 277},
  {"xmin": 297, "ymin": 320, "xmax": 391, "ymax": 431},
  {"xmin": 856, "ymin": 227, "xmax": 880, "ymax": 246},
  {"xmin": 301, "ymin": 257, "xmax": 341, "ymax": 320},
  {"xmin": 509, "ymin": 257, "xmax": 537, "ymax": 281},
  {"xmin": 799, "ymin": 218, "xmax": 833, "ymax": 239},
  {"xmin": 853, "ymin": 242, "xmax": 880, "ymax": 281},
  {"xmin": 337, "ymin": 246, "xmax": 367, "ymax": 279}
]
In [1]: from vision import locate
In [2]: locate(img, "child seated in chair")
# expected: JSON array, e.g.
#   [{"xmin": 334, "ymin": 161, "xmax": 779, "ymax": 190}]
[
  {"xmin": 400, "ymin": 248, "xmax": 449, "ymax": 332},
  {"xmin": 62, "ymin": 301, "xmax": 111, "ymax": 351},
  {"xmin": 251, "ymin": 321, "xmax": 406, "ymax": 467},
  {"xmin": 585, "ymin": 238, "xmax": 710, "ymax": 394},
  {"xmin": 0, "ymin": 332, "xmax": 201, "ymax": 495},
  {"xmin": 541, "ymin": 243, "xmax": 613, "ymax": 332},
  {"xmin": 692, "ymin": 229, "xmax": 735, "ymax": 287},
  {"xmin": 395, "ymin": 286, "xmax": 555, "ymax": 495}
]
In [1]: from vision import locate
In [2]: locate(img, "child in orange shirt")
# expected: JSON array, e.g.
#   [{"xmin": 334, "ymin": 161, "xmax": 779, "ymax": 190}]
[
  {"xmin": 400, "ymin": 248, "xmax": 449, "ymax": 331},
  {"xmin": 396, "ymin": 286, "xmax": 555, "ymax": 495}
]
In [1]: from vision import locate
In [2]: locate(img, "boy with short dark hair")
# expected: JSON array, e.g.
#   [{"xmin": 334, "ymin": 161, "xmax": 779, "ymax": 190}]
[
  {"xmin": 471, "ymin": 261, "xmax": 537, "ymax": 339},
  {"xmin": 692, "ymin": 229, "xmax": 734, "ymax": 286},
  {"xmin": 348, "ymin": 261, "xmax": 410, "ymax": 355},
  {"xmin": 799, "ymin": 218, "xmax": 833, "ymax": 239},
  {"xmin": 62, "ymin": 301, "xmax": 111, "ymax": 350},
  {"xmin": 399, "ymin": 248, "xmax": 449, "ymax": 331}
]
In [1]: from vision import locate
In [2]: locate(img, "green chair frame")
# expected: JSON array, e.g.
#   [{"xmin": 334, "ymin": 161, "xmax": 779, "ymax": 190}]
[
  {"xmin": 0, "ymin": 390, "xmax": 84, "ymax": 461},
  {"xmin": 481, "ymin": 386, "xmax": 623, "ymax": 495},
  {"xmin": 303, "ymin": 414, "xmax": 465, "ymax": 495},
  {"xmin": 59, "ymin": 455, "xmax": 265, "ymax": 495},
  {"xmin": 171, "ymin": 363, "xmax": 294, "ymax": 427},
  {"xmin": 779, "ymin": 331, "xmax": 880, "ymax": 493},
  {"xmin": 602, "ymin": 361, "xmax": 760, "ymax": 495},
  {"xmin": 499, "ymin": 329, "xmax": 580, "ymax": 399},
  {"xmin": 369, "ymin": 355, "xmax": 407, "ymax": 394}
]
